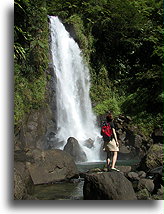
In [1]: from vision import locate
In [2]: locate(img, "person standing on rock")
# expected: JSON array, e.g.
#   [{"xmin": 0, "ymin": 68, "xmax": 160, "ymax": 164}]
[{"xmin": 101, "ymin": 112, "xmax": 119, "ymax": 172}]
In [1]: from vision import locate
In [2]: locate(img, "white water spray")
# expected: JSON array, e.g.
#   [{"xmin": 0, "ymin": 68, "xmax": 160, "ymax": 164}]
[{"xmin": 49, "ymin": 16, "xmax": 101, "ymax": 161}]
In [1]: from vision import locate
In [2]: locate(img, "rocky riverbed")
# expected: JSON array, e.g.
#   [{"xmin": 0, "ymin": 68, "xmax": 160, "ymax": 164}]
[
  {"xmin": 14, "ymin": 113, "xmax": 163, "ymax": 200},
  {"xmin": 14, "ymin": 156, "xmax": 163, "ymax": 200}
]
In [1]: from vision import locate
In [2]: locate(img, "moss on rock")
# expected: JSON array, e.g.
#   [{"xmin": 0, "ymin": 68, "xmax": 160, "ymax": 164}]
[{"xmin": 146, "ymin": 144, "xmax": 163, "ymax": 170}]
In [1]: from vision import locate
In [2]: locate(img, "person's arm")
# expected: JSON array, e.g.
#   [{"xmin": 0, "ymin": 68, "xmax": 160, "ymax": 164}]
[{"xmin": 112, "ymin": 128, "xmax": 119, "ymax": 147}]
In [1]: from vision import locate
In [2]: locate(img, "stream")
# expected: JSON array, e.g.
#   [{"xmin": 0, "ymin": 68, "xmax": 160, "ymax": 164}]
[{"xmin": 33, "ymin": 160, "xmax": 139, "ymax": 200}]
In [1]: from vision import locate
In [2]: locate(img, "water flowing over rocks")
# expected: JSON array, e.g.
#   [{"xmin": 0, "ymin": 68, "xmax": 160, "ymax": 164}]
[
  {"xmin": 83, "ymin": 172, "xmax": 137, "ymax": 200},
  {"xmin": 64, "ymin": 137, "xmax": 87, "ymax": 162},
  {"xmin": 49, "ymin": 16, "xmax": 100, "ymax": 160},
  {"xmin": 13, "ymin": 18, "xmax": 163, "ymax": 198}
]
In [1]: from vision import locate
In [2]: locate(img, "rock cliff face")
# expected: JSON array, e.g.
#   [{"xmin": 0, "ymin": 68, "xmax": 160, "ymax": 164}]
[{"xmin": 14, "ymin": 67, "xmax": 57, "ymax": 152}]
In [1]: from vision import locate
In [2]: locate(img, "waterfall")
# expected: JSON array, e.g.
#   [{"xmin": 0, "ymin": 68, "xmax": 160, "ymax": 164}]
[{"xmin": 49, "ymin": 16, "xmax": 101, "ymax": 161}]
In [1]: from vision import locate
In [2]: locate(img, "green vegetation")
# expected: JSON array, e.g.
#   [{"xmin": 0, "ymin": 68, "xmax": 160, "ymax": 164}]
[
  {"xmin": 65, "ymin": 14, "xmax": 94, "ymax": 60},
  {"xmin": 14, "ymin": 0, "xmax": 49, "ymax": 126},
  {"xmin": 14, "ymin": 0, "xmax": 163, "ymax": 135},
  {"xmin": 146, "ymin": 144, "xmax": 163, "ymax": 168}
]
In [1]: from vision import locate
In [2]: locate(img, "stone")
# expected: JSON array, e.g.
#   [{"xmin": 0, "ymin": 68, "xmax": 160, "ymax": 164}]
[
  {"xmin": 149, "ymin": 166, "xmax": 163, "ymax": 177},
  {"xmin": 88, "ymin": 168, "xmax": 102, "ymax": 173},
  {"xmin": 136, "ymin": 188, "xmax": 151, "ymax": 200},
  {"xmin": 151, "ymin": 127, "xmax": 163, "ymax": 144},
  {"xmin": 126, "ymin": 116, "xmax": 132, "ymax": 122},
  {"xmin": 145, "ymin": 144, "xmax": 163, "ymax": 170},
  {"xmin": 14, "ymin": 161, "xmax": 34, "ymax": 199},
  {"xmin": 138, "ymin": 171, "xmax": 146, "ymax": 178},
  {"xmin": 27, "ymin": 149, "xmax": 78, "ymax": 185},
  {"xmin": 116, "ymin": 123, "xmax": 123, "ymax": 129},
  {"xmin": 64, "ymin": 137, "xmax": 87, "ymax": 162},
  {"xmin": 120, "ymin": 133, "xmax": 126, "ymax": 142},
  {"xmin": 116, "ymin": 166, "xmax": 132, "ymax": 173},
  {"xmin": 119, "ymin": 144, "xmax": 131, "ymax": 153},
  {"xmin": 84, "ymin": 138, "xmax": 94, "ymax": 149},
  {"xmin": 157, "ymin": 185, "xmax": 163, "ymax": 196},
  {"xmin": 14, "ymin": 168, "xmax": 26, "ymax": 199},
  {"xmin": 134, "ymin": 135, "xmax": 143, "ymax": 149},
  {"xmin": 127, "ymin": 172, "xmax": 139, "ymax": 181},
  {"xmin": 138, "ymin": 178, "xmax": 154, "ymax": 193},
  {"xmin": 83, "ymin": 172, "xmax": 137, "ymax": 200}
]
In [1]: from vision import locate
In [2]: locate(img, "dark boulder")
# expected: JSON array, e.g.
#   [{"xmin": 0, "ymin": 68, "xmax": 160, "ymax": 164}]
[
  {"xmin": 127, "ymin": 172, "xmax": 140, "ymax": 181},
  {"xmin": 84, "ymin": 138, "xmax": 94, "ymax": 149},
  {"xmin": 137, "ymin": 179, "xmax": 154, "ymax": 193},
  {"xmin": 14, "ymin": 162, "xmax": 34, "ymax": 199},
  {"xmin": 14, "ymin": 168, "xmax": 27, "ymax": 199},
  {"xmin": 64, "ymin": 137, "xmax": 87, "ymax": 162},
  {"xmin": 27, "ymin": 149, "xmax": 78, "ymax": 185},
  {"xmin": 146, "ymin": 144, "xmax": 164, "ymax": 169},
  {"xmin": 83, "ymin": 172, "xmax": 137, "ymax": 200},
  {"xmin": 151, "ymin": 127, "xmax": 163, "ymax": 144},
  {"xmin": 139, "ymin": 144, "xmax": 163, "ymax": 172},
  {"xmin": 148, "ymin": 166, "xmax": 163, "ymax": 177}
]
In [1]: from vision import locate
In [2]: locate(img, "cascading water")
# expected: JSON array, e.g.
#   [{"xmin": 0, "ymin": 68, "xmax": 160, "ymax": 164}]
[{"xmin": 49, "ymin": 16, "xmax": 101, "ymax": 161}]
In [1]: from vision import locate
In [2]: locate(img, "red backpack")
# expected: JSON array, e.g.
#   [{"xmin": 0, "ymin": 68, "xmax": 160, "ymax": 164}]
[{"xmin": 101, "ymin": 122, "xmax": 113, "ymax": 137}]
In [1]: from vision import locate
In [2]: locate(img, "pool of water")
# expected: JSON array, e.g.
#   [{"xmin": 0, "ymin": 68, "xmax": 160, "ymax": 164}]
[
  {"xmin": 76, "ymin": 159, "xmax": 139, "ymax": 172},
  {"xmin": 33, "ymin": 160, "xmax": 139, "ymax": 200},
  {"xmin": 33, "ymin": 180, "xmax": 84, "ymax": 200}
]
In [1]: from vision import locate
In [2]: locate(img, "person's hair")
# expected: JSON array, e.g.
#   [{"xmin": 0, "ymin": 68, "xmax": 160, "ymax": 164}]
[{"xmin": 106, "ymin": 112, "xmax": 113, "ymax": 122}]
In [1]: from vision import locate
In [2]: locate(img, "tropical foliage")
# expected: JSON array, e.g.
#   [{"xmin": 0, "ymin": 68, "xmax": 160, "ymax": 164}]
[
  {"xmin": 14, "ymin": 0, "xmax": 163, "ymax": 135},
  {"xmin": 14, "ymin": 0, "xmax": 49, "ymax": 125}
]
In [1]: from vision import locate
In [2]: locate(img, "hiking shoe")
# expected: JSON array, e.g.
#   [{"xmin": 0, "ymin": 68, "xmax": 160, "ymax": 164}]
[{"xmin": 111, "ymin": 168, "xmax": 120, "ymax": 172}]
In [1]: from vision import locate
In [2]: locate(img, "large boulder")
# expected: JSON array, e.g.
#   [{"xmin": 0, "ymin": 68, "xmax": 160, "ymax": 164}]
[
  {"xmin": 83, "ymin": 172, "xmax": 137, "ymax": 200},
  {"xmin": 64, "ymin": 137, "xmax": 87, "ymax": 162},
  {"xmin": 151, "ymin": 127, "xmax": 163, "ymax": 144},
  {"xmin": 14, "ymin": 168, "xmax": 27, "ymax": 199},
  {"xmin": 139, "ymin": 144, "xmax": 163, "ymax": 171},
  {"xmin": 14, "ymin": 162, "xmax": 34, "ymax": 199},
  {"xmin": 137, "ymin": 179, "xmax": 154, "ymax": 193},
  {"xmin": 146, "ymin": 144, "xmax": 164, "ymax": 169},
  {"xmin": 27, "ymin": 149, "xmax": 78, "ymax": 185}
]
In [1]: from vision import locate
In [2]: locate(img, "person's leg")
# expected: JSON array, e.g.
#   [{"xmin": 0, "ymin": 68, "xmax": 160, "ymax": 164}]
[
  {"xmin": 106, "ymin": 151, "xmax": 111, "ymax": 171},
  {"xmin": 111, "ymin": 151, "xmax": 117, "ymax": 169},
  {"xmin": 103, "ymin": 141, "xmax": 106, "ymax": 151}
]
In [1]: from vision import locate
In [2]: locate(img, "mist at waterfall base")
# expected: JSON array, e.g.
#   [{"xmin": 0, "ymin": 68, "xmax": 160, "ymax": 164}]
[{"xmin": 49, "ymin": 16, "xmax": 102, "ymax": 162}]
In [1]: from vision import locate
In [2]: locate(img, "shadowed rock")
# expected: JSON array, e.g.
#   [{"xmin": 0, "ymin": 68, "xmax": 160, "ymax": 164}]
[
  {"xmin": 83, "ymin": 171, "xmax": 137, "ymax": 200},
  {"xmin": 27, "ymin": 149, "xmax": 78, "ymax": 185},
  {"xmin": 64, "ymin": 137, "xmax": 87, "ymax": 162}
]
